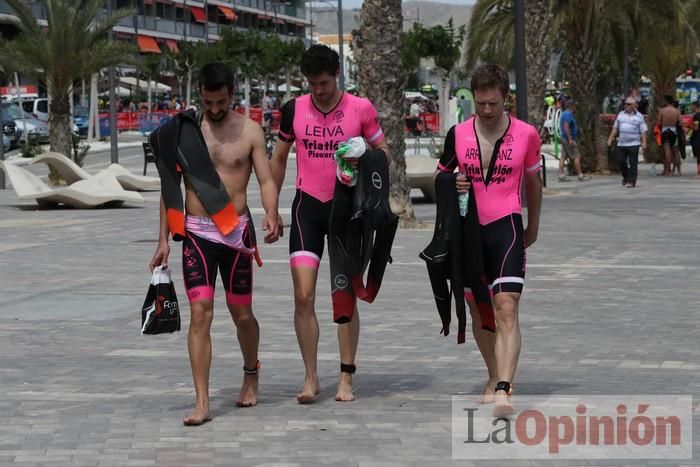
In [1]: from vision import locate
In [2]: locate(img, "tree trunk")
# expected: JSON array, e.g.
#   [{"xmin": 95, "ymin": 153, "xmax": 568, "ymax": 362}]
[
  {"xmin": 244, "ymin": 76, "xmax": 251, "ymax": 118},
  {"xmin": 147, "ymin": 81, "xmax": 152, "ymax": 114},
  {"xmin": 353, "ymin": 0, "xmax": 415, "ymax": 226},
  {"xmin": 285, "ymin": 67, "xmax": 292, "ymax": 101},
  {"xmin": 186, "ymin": 69, "xmax": 192, "ymax": 108},
  {"xmin": 48, "ymin": 93, "xmax": 73, "ymax": 159},
  {"xmin": 524, "ymin": 0, "xmax": 553, "ymax": 127},
  {"xmin": 438, "ymin": 75, "xmax": 450, "ymax": 135},
  {"xmin": 88, "ymin": 73, "xmax": 99, "ymax": 141},
  {"xmin": 566, "ymin": 46, "xmax": 606, "ymax": 173}
]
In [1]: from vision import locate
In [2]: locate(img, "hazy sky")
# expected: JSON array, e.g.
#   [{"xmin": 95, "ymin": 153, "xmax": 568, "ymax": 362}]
[{"xmin": 337, "ymin": 0, "xmax": 474, "ymax": 10}]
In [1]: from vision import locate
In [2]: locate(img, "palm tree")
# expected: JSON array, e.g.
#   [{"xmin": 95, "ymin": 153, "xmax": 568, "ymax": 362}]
[
  {"xmin": 353, "ymin": 0, "xmax": 413, "ymax": 225},
  {"xmin": 0, "ymin": 0, "xmax": 134, "ymax": 159},
  {"xmin": 138, "ymin": 55, "xmax": 164, "ymax": 115}
]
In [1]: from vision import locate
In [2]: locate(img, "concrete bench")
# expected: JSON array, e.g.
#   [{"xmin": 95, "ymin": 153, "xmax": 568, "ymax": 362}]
[
  {"xmin": 0, "ymin": 161, "xmax": 145, "ymax": 208},
  {"xmin": 32, "ymin": 152, "xmax": 160, "ymax": 191},
  {"xmin": 405, "ymin": 156, "xmax": 437, "ymax": 202}
]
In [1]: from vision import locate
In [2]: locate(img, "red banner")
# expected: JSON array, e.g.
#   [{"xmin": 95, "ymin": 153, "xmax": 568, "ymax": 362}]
[{"xmin": 0, "ymin": 85, "xmax": 38, "ymax": 96}]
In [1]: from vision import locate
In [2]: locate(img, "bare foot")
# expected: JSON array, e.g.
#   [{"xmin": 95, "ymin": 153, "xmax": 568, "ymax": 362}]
[
  {"xmin": 296, "ymin": 377, "xmax": 321, "ymax": 404},
  {"xmin": 236, "ymin": 373, "xmax": 259, "ymax": 407},
  {"xmin": 335, "ymin": 372, "xmax": 355, "ymax": 402},
  {"xmin": 492, "ymin": 391, "xmax": 514, "ymax": 418},
  {"xmin": 183, "ymin": 405, "xmax": 212, "ymax": 426},
  {"xmin": 479, "ymin": 380, "xmax": 497, "ymax": 404}
]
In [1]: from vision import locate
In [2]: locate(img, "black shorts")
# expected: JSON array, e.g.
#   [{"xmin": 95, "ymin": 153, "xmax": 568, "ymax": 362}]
[
  {"xmin": 465, "ymin": 213, "xmax": 526, "ymax": 299},
  {"xmin": 661, "ymin": 129, "xmax": 677, "ymax": 147},
  {"xmin": 182, "ymin": 231, "xmax": 253, "ymax": 306},
  {"xmin": 289, "ymin": 189, "xmax": 332, "ymax": 269}
]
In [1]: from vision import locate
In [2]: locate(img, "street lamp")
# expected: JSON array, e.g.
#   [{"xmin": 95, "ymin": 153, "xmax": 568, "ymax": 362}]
[{"xmin": 306, "ymin": 0, "xmax": 344, "ymax": 91}]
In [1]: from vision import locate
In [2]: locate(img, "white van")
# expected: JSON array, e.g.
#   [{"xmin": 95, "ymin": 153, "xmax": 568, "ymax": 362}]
[{"xmin": 20, "ymin": 98, "xmax": 49, "ymax": 123}]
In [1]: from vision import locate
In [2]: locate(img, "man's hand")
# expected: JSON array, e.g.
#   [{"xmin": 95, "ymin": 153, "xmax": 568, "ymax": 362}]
[
  {"xmin": 607, "ymin": 138, "xmax": 613, "ymax": 147},
  {"xmin": 263, "ymin": 212, "xmax": 280, "ymax": 244},
  {"xmin": 568, "ymin": 138, "xmax": 575, "ymax": 146},
  {"xmin": 456, "ymin": 173, "xmax": 471, "ymax": 193},
  {"xmin": 641, "ymin": 143, "xmax": 647, "ymax": 152},
  {"xmin": 524, "ymin": 225, "xmax": 538, "ymax": 248},
  {"xmin": 276, "ymin": 213, "xmax": 284, "ymax": 238},
  {"xmin": 149, "ymin": 241, "xmax": 170, "ymax": 271}
]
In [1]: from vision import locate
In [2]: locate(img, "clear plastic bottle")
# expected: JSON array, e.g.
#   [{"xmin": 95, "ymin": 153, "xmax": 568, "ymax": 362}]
[{"xmin": 458, "ymin": 191, "xmax": 469, "ymax": 217}]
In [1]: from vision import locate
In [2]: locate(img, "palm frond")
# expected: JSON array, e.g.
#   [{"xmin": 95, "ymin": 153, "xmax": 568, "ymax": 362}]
[{"xmin": 464, "ymin": 0, "xmax": 513, "ymax": 72}]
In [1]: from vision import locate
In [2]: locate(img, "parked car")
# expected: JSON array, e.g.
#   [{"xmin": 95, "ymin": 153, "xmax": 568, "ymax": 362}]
[
  {"xmin": 20, "ymin": 98, "xmax": 49, "ymax": 123},
  {"xmin": 1, "ymin": 102, "xmax": 49, "ymax": 145},
  {"xmin": 73, "ymin": 105, "xmax": 88, "ymax": 138},
  {"xmin": 2, "ymin": 133, "xmax": 10, "ymax": 152},
  {"xmin": 2, "ymin": 115, "xmax": 18, "ymax": 148}
]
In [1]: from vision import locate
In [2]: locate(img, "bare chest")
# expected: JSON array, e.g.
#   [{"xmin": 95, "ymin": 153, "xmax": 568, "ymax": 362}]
[
  {"xmin": 201, "ymin": 126, "xmax": 251, "ymax": 170},
  {"xmin": 476, "ymin": 129, "xmax": 500, "ymax": 169}
]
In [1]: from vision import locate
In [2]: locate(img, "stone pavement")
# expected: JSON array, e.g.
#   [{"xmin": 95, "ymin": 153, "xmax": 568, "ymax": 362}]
[{"xmin": 0, "ymin": 147, "xmax": 698, "ymax": 466}]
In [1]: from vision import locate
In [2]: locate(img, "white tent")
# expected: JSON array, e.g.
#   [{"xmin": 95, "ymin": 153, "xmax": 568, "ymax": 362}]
[
  {"xmin": 120, "ymin": 76, "xmax": 171, "ymax": 94},
  {"xmin": 99, "ymin": 86, "xmax": 132, "ymax": 97},
  {"xmin": 276, "ymin": 83, "xmax": 301, "ymax": 92},
  {"xmin": 405, "ymin": 91, "xmax": 431, "ymax": 100}
]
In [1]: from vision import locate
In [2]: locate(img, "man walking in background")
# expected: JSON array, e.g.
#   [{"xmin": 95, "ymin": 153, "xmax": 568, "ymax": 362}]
[
  {"xmin": 558, "ymin": 100, "xmax": 590, "ymax": 182},
  {"xmin": 608, "ymin": 96, "xmax": 648, "ymax": 188}
]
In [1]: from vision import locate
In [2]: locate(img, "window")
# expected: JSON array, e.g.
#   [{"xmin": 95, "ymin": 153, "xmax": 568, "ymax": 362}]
[{"xmin": 37, "ymin": 100, "xmax": 48, "ymax": 113}]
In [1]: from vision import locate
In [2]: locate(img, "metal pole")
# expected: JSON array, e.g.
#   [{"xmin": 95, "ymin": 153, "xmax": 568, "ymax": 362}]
[
  {"xmin": 513, "ymin": 0, "xmax": 527, "ymax": 121},
  {"xmin": 108, "ymin": 0, "xmax": 118, "ymax": 163},
  {"xmin": 204, "ymin": 0, "xmax": 209, "ymax": 45},
  {"xmin": 309, "ymin": 1, "xmax": 312, "ymax": 44},
  {"xmin": 0, "ymin": 100, "xmax": 5, "ymax": 189},
  {"xmin": 337, "ymin": 0, "xmax": 344, "ymax": 90}
]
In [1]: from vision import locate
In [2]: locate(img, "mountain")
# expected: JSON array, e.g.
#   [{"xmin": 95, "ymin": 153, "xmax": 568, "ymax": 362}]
[{"xmin": 311, "ymin": 1, "xmax": 473, "ymax": 35}]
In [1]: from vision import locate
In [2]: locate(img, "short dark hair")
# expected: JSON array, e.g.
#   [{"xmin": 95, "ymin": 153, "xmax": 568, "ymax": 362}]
[
  {"xmin": 198, "ymin": 62, "xmax": 234, "ymax": 93},
  {"xmin": 300, "ymin": 44, "xmax": 339, "ymax": 77},
  {"xmin": 470, "ymin": 64, "xmax": 509, "ymax": 98},
  {"xmin": 663, "ymin": 95, "xmax": 674, "ymax": 105}
]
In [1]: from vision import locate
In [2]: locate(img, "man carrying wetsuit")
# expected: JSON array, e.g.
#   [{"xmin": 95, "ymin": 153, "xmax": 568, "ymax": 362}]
[
  {"xmin": 436, "ymin": 64, "xmax": 543, "ymax": 417},
  {"xmin": 270, "ymin": 44, "xmax": 390, "ymax": 403},
  {"xmin": 149, "ymin": 63, "xmax": 280, "ymax": 426}
]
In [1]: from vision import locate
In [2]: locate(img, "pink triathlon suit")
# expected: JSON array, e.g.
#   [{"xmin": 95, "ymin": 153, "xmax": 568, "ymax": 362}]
[
  {"xmin": 438, "ymin": 115, "xmax": 541, "ymax": 296},
  {"xmin": 278, "ymin": 92, "xmax": 384, "ymax": 269}
]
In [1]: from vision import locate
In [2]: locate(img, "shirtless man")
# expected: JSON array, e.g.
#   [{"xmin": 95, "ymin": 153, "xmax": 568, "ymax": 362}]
[
  {"xmin": 657, "ymin": 95, "xmax": 681, "ymax": 176},
  {"xmin": 436, "ymin": 64, "xmax": 542, "ymax": 417},
  {"xmin": 149, "ymin": 62, "xmax": 280, "ymax": 426}
]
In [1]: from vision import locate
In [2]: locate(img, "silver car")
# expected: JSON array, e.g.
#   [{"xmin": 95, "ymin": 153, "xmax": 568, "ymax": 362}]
[
  {"xmin": 1, "ymin": 102, "xmax": 50, "ymax": 145},
  {"xmin": 2, "ymin": 133, "xmax": 10, "ymax": 152}
]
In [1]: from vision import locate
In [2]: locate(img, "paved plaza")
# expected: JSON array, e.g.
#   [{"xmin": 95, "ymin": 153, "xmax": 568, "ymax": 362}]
[{"xmin": 0, "ymin": 145, "xmax": 698, "ymax": 466}]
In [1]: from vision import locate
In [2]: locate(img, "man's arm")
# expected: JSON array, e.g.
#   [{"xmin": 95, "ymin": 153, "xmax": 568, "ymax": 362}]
[
  {"xmin": 563, "ymin": 120, "xmax": 573, "ymax": 143},
  {"xmin": 524, "ymin": 171, "xmax": 542, "ymax": 248},
  {"xmin": 270, "ymin": 138, "xmax": 293, "ymax": 192},
  {"xmin": 149, "ymin": 196, "xmax": 171, "ymax": 271},
  {"xmin": 370, "ymin": 138, "xmax": 391, "ymax": 160},
  {"xmin": 607, "ymin": 124, "xmax": 618, "ymax": 146},
  {"xmin": 250, "ymin": 123, "xmax": 280, "ymax": 243}
]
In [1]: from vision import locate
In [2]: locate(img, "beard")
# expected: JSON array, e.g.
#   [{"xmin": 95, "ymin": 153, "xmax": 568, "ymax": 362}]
[{"xmin": 206, "ymin": 109, "xmax": 228, "ymax": 122}]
